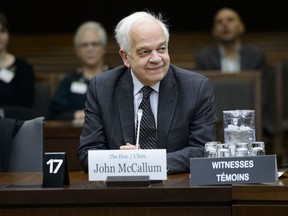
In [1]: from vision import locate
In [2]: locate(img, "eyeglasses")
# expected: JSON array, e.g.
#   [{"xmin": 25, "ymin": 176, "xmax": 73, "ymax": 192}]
[{"xmin": 78, "ymin": 41, "xmax": 103, "ymax": 48}]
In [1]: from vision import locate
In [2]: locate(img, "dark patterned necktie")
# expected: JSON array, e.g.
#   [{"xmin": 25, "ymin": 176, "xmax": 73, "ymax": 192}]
[{"xmin": 137, "ymin": 86, "xmax": 157, "ymax": 149}]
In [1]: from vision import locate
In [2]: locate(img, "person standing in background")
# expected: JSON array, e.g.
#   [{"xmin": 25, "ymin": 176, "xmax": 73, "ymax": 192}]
[
  {"xmin": 0, "ymin": 12, "xmax": 35, "ymax": 119},
  {"xmin": 49, "ymin": 21, "xmax": 108, "ymax": 121},
  {"xmin": 195, "ymin": 7, "xmax": 266, "ymax": 72}
]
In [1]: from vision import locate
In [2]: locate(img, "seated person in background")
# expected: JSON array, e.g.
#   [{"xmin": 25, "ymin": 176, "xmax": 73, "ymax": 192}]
[
  {"xmin": 0, "ymin": 12, "xmax": 35, "ymax": 119},
  {"xmin": 49, "ymin": 21, "xmax": 108, "ymax": 121},
  {"xmin": 195, "ymin": 8, "xmax": 274, "ymax": 144},
  {"xmin": 195, "ymin": 7, "xmax": 266, "ymax": 72},
  {"xmin": 77, "ymin": 11, "xmax": 217, "ymax": 174}
]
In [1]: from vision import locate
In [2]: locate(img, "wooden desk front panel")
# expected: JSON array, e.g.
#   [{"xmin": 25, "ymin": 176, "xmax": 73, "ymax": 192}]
[
  {"xmin": 233, "ymin": 206, "xmax": 288, "ymax": 216},
  {"xmin": 0, "ymin": 207, "xmax": 231, "ymax": 216},
  {"xmin": 232, "ymin": 179, "xmax": 288, "ymax": 216},
  {"xmin": 0, "ymin": 172, "xmax": 231, "ymax": 216}
]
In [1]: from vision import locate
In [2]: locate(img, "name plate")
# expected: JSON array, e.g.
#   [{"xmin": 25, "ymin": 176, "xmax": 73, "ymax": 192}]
[
  {"xmin": 190, "ymin": 155, "xmax": 278, "ymax": 186},
  {"xmin": 88, "ymin": 149, "xmax": 167, "ymax": 181}
]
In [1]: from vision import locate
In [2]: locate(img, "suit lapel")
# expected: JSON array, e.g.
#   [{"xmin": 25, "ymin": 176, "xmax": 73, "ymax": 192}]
[
  {"xmin": 116, "ymin": 70, "xmax": 135, "ymax": 144},
  {"xmin": 157, "ymin": 69, "xmax": 178, "ymax": 148}
]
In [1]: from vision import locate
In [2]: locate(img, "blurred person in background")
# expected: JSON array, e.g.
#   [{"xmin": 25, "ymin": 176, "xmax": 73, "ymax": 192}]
[
  {"xmin": 49, "ymin": 21, "xmax": 109, "ymax": 121},
  {"xmin": 0, "ymin": 12, "xmax": 35, "ymax": 120},
  {"xmin": 195, "ymin": 7, "xmax": 276, "ymax": 152},
  {"xmin": 195, "ymin": 7, "xmax": 266, "ymax": 72}
]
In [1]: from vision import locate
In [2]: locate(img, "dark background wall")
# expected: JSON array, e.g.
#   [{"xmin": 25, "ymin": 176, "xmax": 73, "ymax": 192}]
[{"xmin": 2, "ymin": 1, "xmax": 288, "ymax": 34}]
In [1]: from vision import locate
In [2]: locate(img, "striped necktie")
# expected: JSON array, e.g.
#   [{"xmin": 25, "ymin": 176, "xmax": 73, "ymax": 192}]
[{"xmin": 137, "ymin": 86, "xmax": 157, "ymax": 149}]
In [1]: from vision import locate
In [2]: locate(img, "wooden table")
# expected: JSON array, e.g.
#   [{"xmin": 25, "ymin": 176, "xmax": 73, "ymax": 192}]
[
  {"xmin": 1, "ymin": 172, "xmax": 288, "ymax": 216},
  {"xmin": 0, "ymin": 172, "xmax": 231, "ymax": 216},
  {"xmin": 232, "ymin": 178, "xmax": 288, "ymax": 216},
  {"xmin": 44, "ymin": 120, "xmax": 82, "ymax": 171}
]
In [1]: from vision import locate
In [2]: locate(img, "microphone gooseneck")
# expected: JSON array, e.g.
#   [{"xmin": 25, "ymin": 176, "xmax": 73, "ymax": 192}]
[{"xmin": 135, "ymin": 109, "xmax": 143, "ymax": 149}]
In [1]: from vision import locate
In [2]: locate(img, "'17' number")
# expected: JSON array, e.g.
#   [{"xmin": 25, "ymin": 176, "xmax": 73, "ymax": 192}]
[{"xmin": 46, "ymin": 159, "xmax": 63, "ymax": 173}]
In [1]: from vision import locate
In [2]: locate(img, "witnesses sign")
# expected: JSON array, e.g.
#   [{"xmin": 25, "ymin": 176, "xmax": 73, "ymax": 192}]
[
  {"xmin": 88, "ymin": 149, "xmax": 167, "ymax": 181},
  {"xmin": 190, "ymin": 155, "xmax": 278, "ymax": 185}
]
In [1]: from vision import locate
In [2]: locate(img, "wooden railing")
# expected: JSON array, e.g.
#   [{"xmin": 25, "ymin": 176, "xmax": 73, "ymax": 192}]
[{"xmin": 10, "ymin": 32, "xmax": 288, "ymax": 74}]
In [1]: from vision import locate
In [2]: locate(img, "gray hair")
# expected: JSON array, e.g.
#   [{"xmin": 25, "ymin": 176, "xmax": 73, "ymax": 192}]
[
  {"xmin": 114, "ymin": 11, "xmax": 170, "ymax": 53},
  {"xmin": 74, "ymin": 21, "xmax": 107, "ymax": 46}
]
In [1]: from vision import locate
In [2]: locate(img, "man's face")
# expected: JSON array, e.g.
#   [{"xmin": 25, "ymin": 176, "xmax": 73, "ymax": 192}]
[
  {"xmin": 0, "ymin": 24, "xmax": 9, "ymax": 51},
  {"xmin": 75, "ymin": 29, "xmax": 106, "ymax": 67},
  {"xmin": 120, "ymin": 19, "xmax": 170, "ymax": 86},
  {"xmin": 212, "ymin": 8, "xmax": 244, "ymax": 44}
]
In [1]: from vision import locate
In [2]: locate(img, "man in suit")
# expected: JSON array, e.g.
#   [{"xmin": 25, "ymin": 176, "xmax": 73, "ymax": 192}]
[
  {"xmin": 78, "ymin": 11, "xmax": 217, "ymax": 174},
  {"xmin": 195, "ymin": 7, "xmax": 266, "ymax": 72}
]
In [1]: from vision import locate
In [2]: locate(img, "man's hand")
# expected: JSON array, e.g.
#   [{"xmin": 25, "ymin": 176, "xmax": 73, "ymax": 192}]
[{"xmin": 120, "ymin": 143, "xmax": 139, "ymax": 150}]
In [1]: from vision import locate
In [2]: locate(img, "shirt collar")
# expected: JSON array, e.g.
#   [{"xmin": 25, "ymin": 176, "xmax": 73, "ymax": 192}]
[
  {"xmin": 218, "ymin": 44, "xmax": 242, "ymax": 57},
  {"xmin": 131, "ymin": 69, "xmax": 160, "ymax": 96}
]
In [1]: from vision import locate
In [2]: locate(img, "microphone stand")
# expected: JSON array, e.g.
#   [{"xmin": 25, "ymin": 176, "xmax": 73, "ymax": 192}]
[
  {"xmin": 106, "ymin": 109, "xmax": 150, "ymax": 187},
  {"xmin": 135, "ymin": 109, "xmax": 143, "ymax": 149}
]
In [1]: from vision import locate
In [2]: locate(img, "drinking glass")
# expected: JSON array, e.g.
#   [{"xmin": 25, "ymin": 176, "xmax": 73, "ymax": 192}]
[
  {"xmin": 0, "ymin": 108, "xmax": 4, "ymax": 117},
  {"xmin": 250, "ymin": 141, "xmax": 265, "ymax": 156},
  {"xmin": 235, "ymin": 142, "xmax": 249, "ymax": 157},
  {"xmin": 217, "ymin": 143, "xmax": 231, "ymax": 158},
  {"xmin": 223, "ymin": 110, "xmax": 256, "ymax": 156},
  {"xmin": 204, "ymin": 141, "xmax": 220, "ymax": 158}
]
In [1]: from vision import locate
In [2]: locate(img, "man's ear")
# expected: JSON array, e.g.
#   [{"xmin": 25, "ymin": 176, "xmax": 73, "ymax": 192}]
[
  {"xmin": 119, "ymin": 49, "xmax": 130, "ymax": 68},
  {"xmin": 239, "ymin": 22, "xmax": 245, "ymax": 35}
]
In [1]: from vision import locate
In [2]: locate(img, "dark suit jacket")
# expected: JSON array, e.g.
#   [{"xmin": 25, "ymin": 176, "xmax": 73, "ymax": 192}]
[
  {"xmin": 195, "ymin": 44, "xmax": 266, "ymax": 70},
  {"xmin": 78, "ymin": 64, "xmax": 217, "ymax": 174}
]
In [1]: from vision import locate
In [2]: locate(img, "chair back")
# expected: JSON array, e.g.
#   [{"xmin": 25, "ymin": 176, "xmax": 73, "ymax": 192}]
[
  {"xmin": 198, "ymin": 71, "xmax": 262, "ymax": 142},
  {"xmin": 8, "ymin": 117, "xmax": 46, "ymax": 172}
]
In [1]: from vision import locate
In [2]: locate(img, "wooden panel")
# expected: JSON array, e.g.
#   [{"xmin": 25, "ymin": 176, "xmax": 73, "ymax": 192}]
[
  {"xmin": 0, "ymin": 207, "xmax": 231, "ymax": 216},
  {"xmin": 0, "ymin": 172, "xmax": 231, "ymax": 216},
  {"xmin": 43, "ymin": 121, "xmax": 82, "ymax": 171},
  {"xmin": 233, "ymin": 206, "xmax": 288, "ymax": 216},
  {"xmin": 2, "ymin": 172, "xmax": 288, "ymax": 215},
  {"xmin": 9, "ymin": 32, "xmax": 288, "ymax": 74}
]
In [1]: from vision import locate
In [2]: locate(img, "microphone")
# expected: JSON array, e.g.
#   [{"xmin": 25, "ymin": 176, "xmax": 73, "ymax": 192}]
[{"xmin": 135, "ymin": 109, "xmax": 143, "ymax": 149}]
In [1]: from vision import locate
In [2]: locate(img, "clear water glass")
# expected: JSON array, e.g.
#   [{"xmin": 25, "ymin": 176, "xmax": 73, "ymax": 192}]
[
  {"xmin": 0, "ymin": 108, "xmax": 4, "ymax": 117},
  {"xmin": 223, "ymin": 110, "xmax": 256, "ymax": 156},
  {"xmin": 217, "ymin": 143, "xmax": 231, "ymax": 158},
  {"xmin": 204, "ymin": 141, "xmax": 220, "ymax": 158},
  {"xmin": 250, "ymin": 141, "xmax": 265, "ymax": 156},
  {"xmin": 235, "ymin": 142, "xmax": 249, "ymax": 157}
]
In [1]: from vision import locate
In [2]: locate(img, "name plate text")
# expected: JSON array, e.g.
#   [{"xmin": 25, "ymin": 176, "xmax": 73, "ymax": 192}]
[
  {"xmin": 190, "ymin": 155, "xmax": 278, "ymax": 185},
  {"xmin": 88, "ymin": 149, "xmax": 167, "ymax": 181}
]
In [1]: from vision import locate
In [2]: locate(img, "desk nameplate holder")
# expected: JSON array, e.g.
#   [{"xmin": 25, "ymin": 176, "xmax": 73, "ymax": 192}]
[
  {"xmin": 88, "ymin": 149, "xmax": 167, "ymax": 187},
  {"xmin": 190, "ymin": 155, "xmax": 278, "ymax": 186},
  {"xmin": 43, "ymin": 152, "xmax": 70, "ymax": 188},
  {"xmin": 106, "ymin": 176, "xmax": 150, "ymax": 187}
]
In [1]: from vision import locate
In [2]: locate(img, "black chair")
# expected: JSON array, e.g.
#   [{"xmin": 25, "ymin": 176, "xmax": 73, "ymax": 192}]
[{"xmin": 8, "ymin": 116, "xmax": 46, "ymax": 172}]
